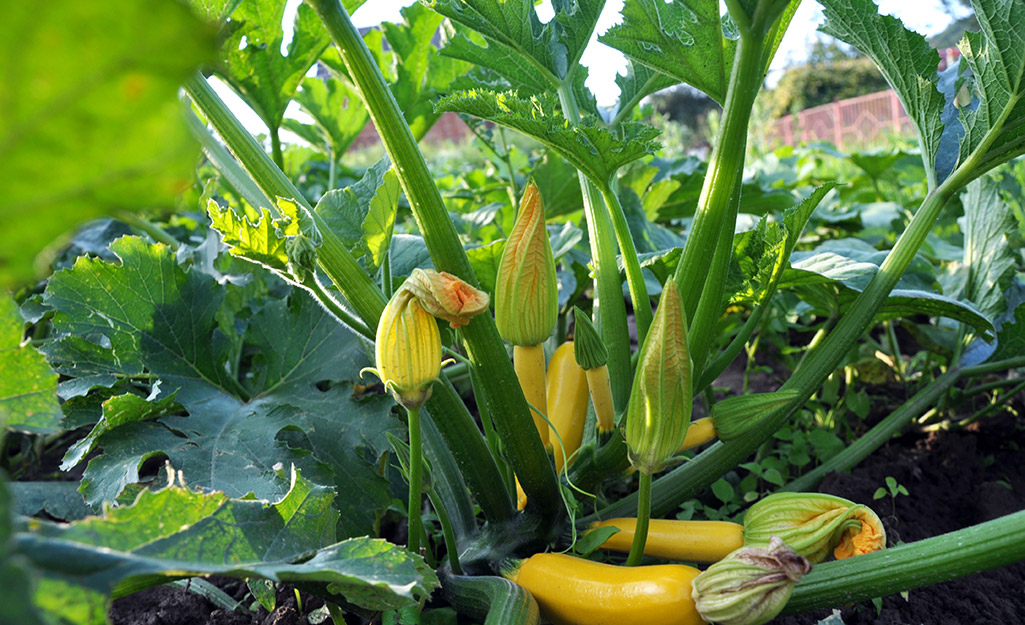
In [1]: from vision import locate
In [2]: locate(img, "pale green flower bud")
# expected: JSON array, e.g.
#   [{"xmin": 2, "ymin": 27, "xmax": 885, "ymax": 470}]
[
  {"xmin": 744, "ymin": 493, "xmax": 886, "ymax": 563},
  {"xmin": 494, "ymin": 180, "xmax": 557, "ymax": 346},
  {"xmin": 625, "ymin": 281, "xmax": 692, "ymax": 474},
  {"xmin": 692, "ymin": 536, "xmax": 812, "ymax": 625}
]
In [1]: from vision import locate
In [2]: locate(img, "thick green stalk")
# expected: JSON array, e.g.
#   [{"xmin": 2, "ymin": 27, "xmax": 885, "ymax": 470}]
[
  {"xmin": 186, "ymin": 72, "xmax": 509, "ymax": 529},
  {"xmin": 556, "ymin": 84, "xmax": 632, "ymax": 411},
  {"xmin": 443, "ymin": 575, "xmax": 540, "ymax": 625},
  {"xmin": 624, "ymin": 472, "xmax": 652, "ymax": 566},
  {"xmin": 686, "ymin": 161, "xmax": 744, "ymax": 378},
  {"xmin": 671, "ymin": 34, "xmax": 764, "ymax": 322},
  {"xmin": 782, "ymin": 510, "xmax": 1025, "ymax": 614},
  {"xmin": 407, "ymin": 406, "xmax": 424, "ymax": 555},
  {"xmin": 599, "ymin": 185, "xmax": 652, "ymax": 344},
  {"xmin": 307, "ymin": 0, "xmax": 561, "ymax": 524}
]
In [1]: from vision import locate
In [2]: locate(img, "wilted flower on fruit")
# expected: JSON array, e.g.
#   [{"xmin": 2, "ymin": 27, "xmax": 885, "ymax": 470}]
[
  {"xmin": 625, "ymin": 280, "xmax": 692, "ymax": 474},
  {"xmin": 404, "ymin": 268, "xmax": 490, "ymax": 328},
  {"xmin": 743, "ymin": 493, "xmax": 886, "ymax": 563},
  {"xmin": 494, "ymin": 180, "xmax": 557, "ymax": 347},
  {"xmin": 692, "ymin": 536, "xmax": 812, "ymax": 625}
]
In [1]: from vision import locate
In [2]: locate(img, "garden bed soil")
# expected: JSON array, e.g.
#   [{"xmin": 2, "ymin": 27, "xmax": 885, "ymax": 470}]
[{"xmin": 105, "ymin": 406, "xmax": 1025, "ymax": 625}]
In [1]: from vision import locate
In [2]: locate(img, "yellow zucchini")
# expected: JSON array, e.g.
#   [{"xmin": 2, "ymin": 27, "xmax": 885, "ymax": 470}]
[
  {"xmin": 678, "ymin": 418, "xmax": 717, "ymax": 452},
  {"xmin": 546, "ymin": 341, "xmax": 589, "ymax": 472},
  {"xmin": 589, "ymin": 518, "xmax": 744, "ymax": 563},
  {"xmin": 504, "ymin": 553, "xmax": 704, "ymax": 625}
]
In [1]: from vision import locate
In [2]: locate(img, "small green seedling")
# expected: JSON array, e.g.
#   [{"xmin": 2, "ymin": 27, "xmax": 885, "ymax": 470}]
[{"xmin": 873, "ymin": 476, "xmax": 909, "ymax": 502}]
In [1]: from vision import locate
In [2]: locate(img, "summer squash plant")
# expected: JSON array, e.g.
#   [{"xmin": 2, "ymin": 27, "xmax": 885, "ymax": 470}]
[{"xmin": 2, "ymin": 0, "xmax": 1025, "ymax": 623}]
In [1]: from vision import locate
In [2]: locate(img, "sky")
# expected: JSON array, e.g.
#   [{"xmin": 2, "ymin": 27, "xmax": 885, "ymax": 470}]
[{"xmin": 212, "ymin": 0, "xmax": 967, "ymax": 136}]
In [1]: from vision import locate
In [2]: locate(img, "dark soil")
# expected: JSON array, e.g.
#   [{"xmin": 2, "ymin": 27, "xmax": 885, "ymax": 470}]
[
  {"xmin": 778, "ymin": 410, "xmax": 1025, "ymax": 625},
  {"xmin": 109, "ymin": 578, "xmax": 324, "ymax": 625}
]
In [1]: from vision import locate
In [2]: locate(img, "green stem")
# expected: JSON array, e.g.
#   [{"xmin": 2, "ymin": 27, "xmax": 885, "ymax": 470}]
[
  {"xmin": 309, "ymin": 0, "xmax": 561, "ymax": 526},
  {"xmin": 116, "ymin": 212, "xmax": 180, "ymax": 250},
  {"xmin": 443, "ymin": 575, "xmax": 540, "ymax": 625},
  {"xmin": 407, "ymin": 406, "xmax": 423, "ymax": 555},
  {"xmin": 671, "ymin": 33, "xmax": 764, "ymax": 322},
  {"xmin": 696, "ymin": 304, "xmax": 766, "ymax": 393},
  {"xmin": 782, "ymin": 510, "xmax": 1025, "ymax": 614},
  {"xmin": 625, "ymin": 471, "xmax": 652, "ymax": 566},
  {"xmin": 556, "ymin": 83, "xmax": 632, "ymax": 412},
  {"xmin": 599, "ymin": 184, "xmax": 652, "ymax": 345},
  {"xmin": 270, "ymin": 126, "xmax": 284, "ymax": 171},
  {"xmin": 960, "ymin": 378, "xmax": 1025, "ymax": 425},
  {"xmin": 301, "ymin": 275, "xmax": 374, "ymax": 341},
  {"xmin": 429, "ymin": 488, "xmax": 463, "ymax": 574},
  {"xmin": 420, "ymin": 408, "xmax": 477, "ymax": 542},
  {"xmin": 328, "ymin": 150, "xmax": 337, "ymax": 191},
  {"xmin": 687, "ymin": 161, "xmax": 744, "ymax": 377}
]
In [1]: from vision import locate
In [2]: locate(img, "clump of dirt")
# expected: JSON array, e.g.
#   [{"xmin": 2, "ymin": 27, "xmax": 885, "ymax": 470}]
[{"xmin": 778, "ymin": 411, "xmax": 1025, "ymax": 625}]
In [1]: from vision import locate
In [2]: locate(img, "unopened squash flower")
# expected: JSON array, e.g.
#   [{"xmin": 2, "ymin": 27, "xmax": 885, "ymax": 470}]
[
  {"xmin": 625, "ymin": 280, "xmax": 693, "ymax": 475},
  {"xmin": 692, "ymin": 536, "xmax": 812, "ymax": 625},
  {"xmin": 367, "ymin": 289, "xmax": 442, "ymax": 410},
  {"xmin": 743, "ymin": 492, "xmax": 886, "ymax": 563},
  {"xmin": 495, "ymin": 180, "xmax": 558, "ymax": 447}
]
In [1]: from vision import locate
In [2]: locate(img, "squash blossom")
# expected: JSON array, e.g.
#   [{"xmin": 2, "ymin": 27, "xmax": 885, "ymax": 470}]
[
  {"xmin": 692, "ymin": 536, "xmax": 812, "ymax": 625},
  {"xmin": 495, "ymin": 180, "xmax": 558, "ymax": 446},
  {"xmin": 405, "ymin": 268, "xmax": 490, "ymax": 328},
  {"xmin": 625, "ymin": 280, "xmax": 693, "ymax": 474},
  {"xmin": 743, "ymin": 492, "xmax": 886, "ymax": 563}
]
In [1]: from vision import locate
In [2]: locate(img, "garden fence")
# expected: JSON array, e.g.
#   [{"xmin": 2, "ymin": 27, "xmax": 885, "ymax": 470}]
[{"xmin": 767, "ymin": 89, "xmax": 914, "ymax": 150}]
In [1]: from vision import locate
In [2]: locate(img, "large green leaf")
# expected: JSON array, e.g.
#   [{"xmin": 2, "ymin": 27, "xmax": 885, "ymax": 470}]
[
  {"xmin": 599, "ymin": 0, "xmax": 729, "ymax": 103},
  {"xmin": 600, "ymin": 0, "xmax": 799, "ymax": 106},
  {"xmin": 953, "ymin": 176, "xmax": 1019, "ymax": 318},
  {"xmin": 219, "ymin": 0, "xmax": 330, "ymax": 131},
  {"xmin": 425, "ymin": 0, "xmax": 603, "ymax": 86},
  {"xmin": 614, "ymin": 60, "xmax": 679, "ymax": 120},
  {"xmin": 13, "ymin": 473, "xmax": 437, "ymax": 624},
  {"xmin": 0, "ymin": 0, "xmax": 214, "ymax": 286},
  {"xmin": 283, "ymin": 75, "xmax": 369, "ymax": 157},
  {"xmin": 0, "ymin": 296, "xmax": 62, "ymax": 433},
  {"xmin": 208, "ymin": 196, "xmax": 309, "ymax": 276},
  {"xmin": 955, "ymin": 0, "xmax": 1025, "ymax": 177},
  {"xmin": 43, "ymin": 237, "xmax": 242, "ymax": 397},
  {"xmin": 725, "ymin": 183, "xmax": 841, "ymax": 305},
  {"xmin": 436, "ymin": 90, "xmax": 660, "ymax": 187},
  {"xmin": 316, "ymin": 158, "xmax": 402, "ymax": 272},
  {"xmin": 41, "ymin": 238, "xmax": 400, "ymax": 536}
]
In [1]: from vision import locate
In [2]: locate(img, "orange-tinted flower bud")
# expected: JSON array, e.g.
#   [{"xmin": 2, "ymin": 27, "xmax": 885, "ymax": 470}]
[{"xmin": 495, "ymin": 181, "xmax": 557, "ymax": 346}]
